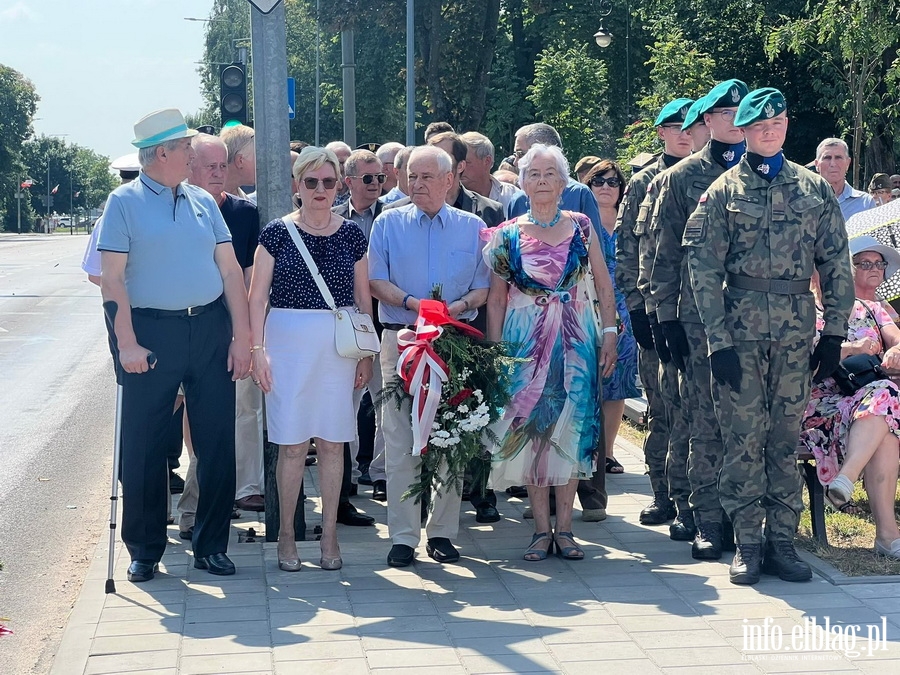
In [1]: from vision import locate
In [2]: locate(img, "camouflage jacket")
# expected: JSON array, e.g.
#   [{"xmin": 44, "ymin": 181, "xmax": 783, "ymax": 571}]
[
  {"xmin": 684, "ymin": 157, "xmax": 853, "ymax": 354},
  {"xmin": 633, "ymin": 172, "xmax": 667, "ymax": 313},
  {"xmin": 615, "ymin": 155, "xmax": 666, "ymax": 312},
  {"xmin": 648, "ymin": 144, "xmax": 724, "ymax": 324}
]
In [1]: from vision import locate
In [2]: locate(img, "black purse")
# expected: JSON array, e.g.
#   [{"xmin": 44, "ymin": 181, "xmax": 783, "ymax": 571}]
[{"xmin": 832, "ymin": 354, "xmax": 887, "ymax": 396}]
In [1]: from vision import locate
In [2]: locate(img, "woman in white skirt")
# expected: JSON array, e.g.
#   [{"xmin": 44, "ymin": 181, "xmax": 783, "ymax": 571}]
[{"xmin": 249, "ymin": 147, "xmax": 373, "ymax": 571}]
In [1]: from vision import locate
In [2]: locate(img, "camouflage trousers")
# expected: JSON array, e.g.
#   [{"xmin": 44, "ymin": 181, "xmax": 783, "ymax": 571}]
[
  {"xmin": 683, "ymin": 321, "xmax": 726, "ymax": 523},
  {"xmin": 638, "ymin": 345, "xmax": 668, "ymax": 494},
  {"xmin": 710, "ymin": 339, "xmax": 810, "ymax": 544},
  {"xmin": 661, "ymin": 360, "xmax": 691, "ymax": 512}
]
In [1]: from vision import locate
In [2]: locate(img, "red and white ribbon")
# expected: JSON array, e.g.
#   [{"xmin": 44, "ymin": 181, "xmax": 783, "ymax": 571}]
[{"xmin": 396, "ymin": 317, "xmax": 449, "ymax": 456}]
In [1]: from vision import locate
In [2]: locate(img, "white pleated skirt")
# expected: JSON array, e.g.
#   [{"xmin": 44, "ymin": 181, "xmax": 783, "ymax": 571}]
[{"xmin": 264, "ymin": 308, "xmax": 357, "ymax": 445}]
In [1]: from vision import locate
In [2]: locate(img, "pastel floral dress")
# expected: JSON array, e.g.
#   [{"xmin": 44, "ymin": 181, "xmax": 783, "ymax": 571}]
[
  {"xmin": 599, "ymin": 225, "xmax": 640, "ymax": 401},
  {"xmin": 483, "ymin": 213, "xmax": 601, "ymax": 488},
  {"xmin": 799, "ymin": 299, "xmax": 900, "ymax": 485}
]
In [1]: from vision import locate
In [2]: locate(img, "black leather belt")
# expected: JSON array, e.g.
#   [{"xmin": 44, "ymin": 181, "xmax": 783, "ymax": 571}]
[
  {"xmin": 726, "ymin": 273, "xmax": 811, "ymax": 295},
  {"xmin": 132, "ymin": 297, "xmax": 222, "ymax": 318},
  {"xmin": 382, "ymin": 323, "xmax": 414, "ymax": 331}
]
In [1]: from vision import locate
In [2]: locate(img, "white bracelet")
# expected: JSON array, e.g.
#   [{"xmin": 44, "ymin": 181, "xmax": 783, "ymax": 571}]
[{"xmin": 602, "ymin": 326, "xmax": 618, "ymax": 335}]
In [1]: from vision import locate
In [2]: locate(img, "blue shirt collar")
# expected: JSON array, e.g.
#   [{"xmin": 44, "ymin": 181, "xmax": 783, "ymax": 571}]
[
  {"xmin": 139, "ymin": 171, "xmax": 185, "ymax": 198},
  {"xmin": 838, "ymin": 181, "xmax": 865, "ymax": 203},
  {"xmin": 415, "ymin": 203, "xmax": 449, "ymax": 228}
]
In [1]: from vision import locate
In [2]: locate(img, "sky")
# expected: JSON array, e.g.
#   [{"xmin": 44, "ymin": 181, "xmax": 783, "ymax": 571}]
[{"xmin": 0, "ymin": 0, "xmax": 213, "ymax": 162}]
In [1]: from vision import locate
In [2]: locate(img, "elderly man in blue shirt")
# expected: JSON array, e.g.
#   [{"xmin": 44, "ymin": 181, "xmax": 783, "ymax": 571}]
[
  {"xmin": 814, "ymin": 137, "xmax": 875, "ymax": 221},
  {"xmin": 99, "ymin": 108, "xmax": 252, "ymax": 583},
  {"xmin": 506, "ymin": 123, "xmax": 601, "ymax": 233},
  {"xmin": 369, "ymin": 145, "xmax": 491, "ymax": 568}
]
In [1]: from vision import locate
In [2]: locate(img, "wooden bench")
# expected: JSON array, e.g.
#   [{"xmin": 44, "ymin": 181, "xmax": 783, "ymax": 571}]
[{"xmin": 798, "ymin": 451, "xmax": 828, "ymax": 546}]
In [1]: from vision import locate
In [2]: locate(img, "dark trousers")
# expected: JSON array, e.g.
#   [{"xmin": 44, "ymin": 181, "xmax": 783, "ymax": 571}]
[
  {"xmin": 355, "ymin": 391, "xmax": 376, "ymax": 469},
  {"xmin": 121, "ymin": 302, "xmax": 236, "ymax": 562},
  {"xmin": 165, "ymin": 402, "xmax": 185, "ymax": 472},
  {"xmin": 468, "ymin": 455, "xmax": 496, "ymax": 508}
]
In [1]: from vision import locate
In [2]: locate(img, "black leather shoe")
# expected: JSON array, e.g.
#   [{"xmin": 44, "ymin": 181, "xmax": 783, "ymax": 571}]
[
  {"xmin": 372, "ymin": 480, "xmax": 387, "ymax": 502},
  {"xmin": 336, "ymin": 502, "xmax": 375, "ymax": 527},
  {"xmin": 169, "ymin": 472, "xmax": 185, "ymax": 495},
  {"xmin": 762, "ymin": 540, "xmax": 812, "ymax": 582},
  {"xmin": 127, "ymin": 560, "xmax": 159, "ymax": 582},
  {"xmin": 475, "ymin": 504, "xmax": 501, "ymax": 523},
  {"xmin": 640, "ymin": 491, "xmax": 676, "ymax": 525},
  {"xmin": 669, "ymin": 511, "xmax": 697, "ymax": 541},
  {"xmin": 426, "ymin": 537, "xmax": 460, "ymax": 563},
  {"xmin": 194, "ymin": 552, "xmax": 236, "ymax": 576},
  {"xmin": 387, "ymin": 544, "xmax": 415, "ymax": 567},
  {"xmin": 179, "ymin": 528, "xmax": 194, "ymax": 541},
  {"xmin": 691, "ymin": 521, "xmax": 723, "ymax": 560},
  {"xmin": 358, "ymin": 465, "xmax": 373, "ymax": 486},
  {"xmin": 505, "ymin": 485, "xmax": 528, "ymax": 498},
  {"xmin": 730, "ymin": 544, "xmax": 762, "ymax": 585}
]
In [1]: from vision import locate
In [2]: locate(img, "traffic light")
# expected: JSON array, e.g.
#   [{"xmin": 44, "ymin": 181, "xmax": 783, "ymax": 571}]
[{"xmin": 219, "ymin": 62, "xmax": 248, "ymax": 126}]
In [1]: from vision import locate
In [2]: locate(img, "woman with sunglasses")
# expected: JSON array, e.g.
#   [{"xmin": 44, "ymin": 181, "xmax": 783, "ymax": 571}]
[
  {"xmin": 800, "ymin": 237, "xmax": 900, "ymax": 558},
  {"xmin": 580, "ymin": 159, "xmax": 640, "ymax": 475},
  {"xmin": 248, "ymin": 146, "xmax": 374, "ymax": 572}
]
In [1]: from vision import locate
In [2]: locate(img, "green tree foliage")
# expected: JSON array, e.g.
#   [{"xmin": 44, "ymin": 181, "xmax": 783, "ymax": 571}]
[
  {"xmin": 616, "ymin": 24, "xmax": 716, "ymax": 170},
  {"xmin": 766, "ymin": 0, "xmax": 900, "ymax": 184},
  {"xmin": 527, "ymin": 44, "xmax": 613, "ymax": 162},
  {"xmin": 20, "ymin": 136, "xmax": 116, "ymax": 230},
  {"xmin": 0, "ymin": 64, "xmax": 39, "ymax": 232}
]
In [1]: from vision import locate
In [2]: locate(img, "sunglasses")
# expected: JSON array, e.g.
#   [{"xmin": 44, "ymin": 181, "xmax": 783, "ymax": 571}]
[
  {"xmin": 589, "ymin": 175, "xmax": 622, "ymax": 188},
  {"xmin": 302, "ymin": 177, "xmax": 338, "ymax": 190},
  {"xmin": 853, "ymin": 260, "xmax": 889, "ymax": 271},
  {"xmin": 348, "ymin": 173, "xmax": 386, "ymax": 185}
]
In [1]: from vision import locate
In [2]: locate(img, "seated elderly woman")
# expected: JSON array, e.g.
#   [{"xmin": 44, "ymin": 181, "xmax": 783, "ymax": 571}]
[{"xmin": 800, "ymin": 236, "xmax": 900, "ymax": 559}]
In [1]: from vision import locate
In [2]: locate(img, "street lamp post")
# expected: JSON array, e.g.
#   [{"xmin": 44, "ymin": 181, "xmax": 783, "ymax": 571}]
[{"xmin": 593, "ymin": 0, "xmax": 630, "ymax": 122}]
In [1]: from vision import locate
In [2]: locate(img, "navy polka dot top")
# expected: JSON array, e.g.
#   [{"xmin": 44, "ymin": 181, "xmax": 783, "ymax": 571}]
[{"xmin": 259, "ymin": 217, "xmax": 367, "ymax": 310}]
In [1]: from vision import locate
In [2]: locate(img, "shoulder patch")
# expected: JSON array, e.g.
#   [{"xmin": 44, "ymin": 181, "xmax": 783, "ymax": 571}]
[{"xmin": 699, "ymin": 192, "xmax": 708, "ymax": 203}]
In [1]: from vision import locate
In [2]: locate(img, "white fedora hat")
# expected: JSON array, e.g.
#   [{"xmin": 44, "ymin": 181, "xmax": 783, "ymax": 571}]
[{"xmin": 131, "ymin": 108, "xmax": 197, "ymax": 149}]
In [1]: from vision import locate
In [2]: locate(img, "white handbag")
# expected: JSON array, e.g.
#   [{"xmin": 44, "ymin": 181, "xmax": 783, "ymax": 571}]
[{"xmin": 283, "ymin": 217, "xmax": 381, "ymax": 359}]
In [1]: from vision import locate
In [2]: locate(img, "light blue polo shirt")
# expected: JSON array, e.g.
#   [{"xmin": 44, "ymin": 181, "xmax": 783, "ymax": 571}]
[
  {"xmin": 98, "ymin": 172, "xmax": 232, "ymax": 310},
  {"xmin": 368, "ymin": 203, "xmax": 491, "ymax": 326},
  {"xmin": 838, "ymin": 181, "xmax": 876, "ymax": 221}
]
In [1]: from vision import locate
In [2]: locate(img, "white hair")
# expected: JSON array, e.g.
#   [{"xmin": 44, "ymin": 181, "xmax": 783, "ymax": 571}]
[
  {"xmin": 517, "ymin": 144, "xmax": 569, "ymax": 186},
  {"xmin": 325, "ymin": 141, "xmax": 352, "ymax": 155},
  {"xmin": 460, "ymin": 131, "xmax": 495, "ymax": 161},
  {"xmin": 137, "ymin": 138, "xmax": 185, "ymax": 168},
  {"xmin": 408, "ymin": 145, "xmax": 453, "ymax": 174},
  {"xmin": 816, "ymin": 137, "xmax": 849, "ymax": 160},
  {"xmin": 376, "ymin": 142, "xmax": 404, "ymax": 163}
]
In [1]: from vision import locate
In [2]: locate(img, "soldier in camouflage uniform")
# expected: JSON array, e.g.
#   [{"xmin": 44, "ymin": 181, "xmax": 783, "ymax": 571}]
[
  {"xmin": 684, "ymin": 88, "xmax": 853, "ymax": 585},
  {"xmin": 647, "ymin": 80, "xmax": 749, "ymax": 560},
  {"xmin": 636, "ymin": 101, "xmax": 712, "ymax": 542},
  {"xmin": 615, "ymin": 97, "xmax": 693, "ymax": 525}
]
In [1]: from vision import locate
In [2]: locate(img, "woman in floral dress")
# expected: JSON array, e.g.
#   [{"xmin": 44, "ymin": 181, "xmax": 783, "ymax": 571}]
[
  {"xmin": 800, "ymin": 237, "xmax": 900, "ymax": 558},
  {"xmin": 484, "ymin": 144, "xmax": 617, "ymax": 561}
]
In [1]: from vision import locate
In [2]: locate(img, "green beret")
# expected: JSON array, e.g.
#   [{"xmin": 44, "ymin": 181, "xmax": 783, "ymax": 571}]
[
  {"xmin": 699, "ymin": 79, "xmax": 749, "ymax": 115},
  {"xmin": 681, "ymin": 96, "xmax": 708, "ymax": 130},
  {"xmin": 654, "ymin": 98, "xmax": 694, "ymax": 127},
  {"xmin": 734, "ymin": 87, "xmax": 787, "ymax": 127}
]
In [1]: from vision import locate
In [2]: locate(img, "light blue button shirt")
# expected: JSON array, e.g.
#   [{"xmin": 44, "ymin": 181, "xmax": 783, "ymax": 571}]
[
  {"xmin": 379, "ymin": 186, "xmax": 407, "ymax": 204},
  {"xmin": 507, "ymin": 178, "xmax": 601, "ymax": 233},
  {"xmin": 368, "ymin": 203, "xmax": 491, "ymax": 326},
  {"xmin": 838, "ymin": 181, "xmax": 876, "ymax": 221},
  {"xmin": 98, "ymin": 172, "xmax": 232, "ymax": 310}
]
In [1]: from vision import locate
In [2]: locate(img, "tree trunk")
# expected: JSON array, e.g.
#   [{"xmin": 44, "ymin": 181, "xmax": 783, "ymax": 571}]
[
  {"xmin": 418, "ymin": 0, "xmax": 449, "ymax": 122},
  {"xmin": 461, "ymin": 0, "xmax": 502, "ymax": 130}
]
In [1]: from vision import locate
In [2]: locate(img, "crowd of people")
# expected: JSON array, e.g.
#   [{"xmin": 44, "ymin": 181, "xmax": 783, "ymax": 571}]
[{"xmin": 83, "ymin": 84, "xmax": 900, "ymax": 588}]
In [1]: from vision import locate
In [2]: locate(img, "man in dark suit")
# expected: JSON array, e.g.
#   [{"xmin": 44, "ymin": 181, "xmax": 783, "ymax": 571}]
[{"xmin": 332, "ymin": 149, "xmax": 386, "ymax": 519}]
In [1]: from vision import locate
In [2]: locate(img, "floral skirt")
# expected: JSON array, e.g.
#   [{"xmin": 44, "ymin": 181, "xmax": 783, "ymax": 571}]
[{"xmin": 798, "ymin": 377, "xmax": 900, "ymax": 485}]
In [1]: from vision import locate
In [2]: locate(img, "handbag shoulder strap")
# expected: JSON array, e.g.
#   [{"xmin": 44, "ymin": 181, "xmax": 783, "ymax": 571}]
[
  {"xmin": 859, "ymin": 300, "xmax": 884, "ymax": 351},
  {"xmin": 282, "ymin": 216, "xmax": 337, "ymax": 311}
]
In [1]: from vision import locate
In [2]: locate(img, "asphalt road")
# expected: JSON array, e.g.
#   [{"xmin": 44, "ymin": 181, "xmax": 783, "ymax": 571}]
[{"xmin": 0, "ymin": 234, "xmax": 116, "ymax": 674}]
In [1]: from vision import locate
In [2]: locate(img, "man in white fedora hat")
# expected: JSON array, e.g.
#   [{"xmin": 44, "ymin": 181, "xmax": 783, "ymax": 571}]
[{"xmin": 98, "ymin": 108, "xmax": 252, "ymax": 582}]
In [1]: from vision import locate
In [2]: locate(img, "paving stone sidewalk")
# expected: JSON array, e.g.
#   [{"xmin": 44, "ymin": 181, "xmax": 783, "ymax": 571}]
[{"xmin": 50, "ymin": 437, "xmax": 900, "ymax": 675}]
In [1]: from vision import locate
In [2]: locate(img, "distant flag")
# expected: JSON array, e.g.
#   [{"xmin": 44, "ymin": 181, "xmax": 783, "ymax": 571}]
[
  {"xmin": 51, "ymin": 184, "xmax": 59, "ymax": 194},
  {"xmin": 20, "ymin": 179, "xmax": 33, "ymax": 189}
]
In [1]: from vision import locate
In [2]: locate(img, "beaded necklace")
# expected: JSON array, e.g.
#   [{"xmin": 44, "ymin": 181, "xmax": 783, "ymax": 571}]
[{"xmin": 528, "ymin": 208, "xmax": 562, "ymax": 229}]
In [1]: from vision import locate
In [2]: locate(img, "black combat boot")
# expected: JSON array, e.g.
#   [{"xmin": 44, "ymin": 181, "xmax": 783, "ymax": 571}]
[
  {"xmin": 669, "ymin": 510, "xmax": 697, "ymax": 541},
  {"xmin": 729, "ymin": 543, "xmax": 762, "ymax": 585},
  {"xmin": 691, "ymin": 521, "xmax": 723, "ymax": 560},
  {"xmin": 762, "ymin": 540, "xmax": 812, "ymax": 582},
  {"xmin": 639, "ymin": 491, "xmax": 677, "ymax": 525}
]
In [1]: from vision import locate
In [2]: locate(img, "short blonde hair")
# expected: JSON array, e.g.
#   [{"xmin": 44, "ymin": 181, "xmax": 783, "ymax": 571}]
[{"xmin": 292, "ymin": 146, "xmax": 340, "ymax": 181}]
